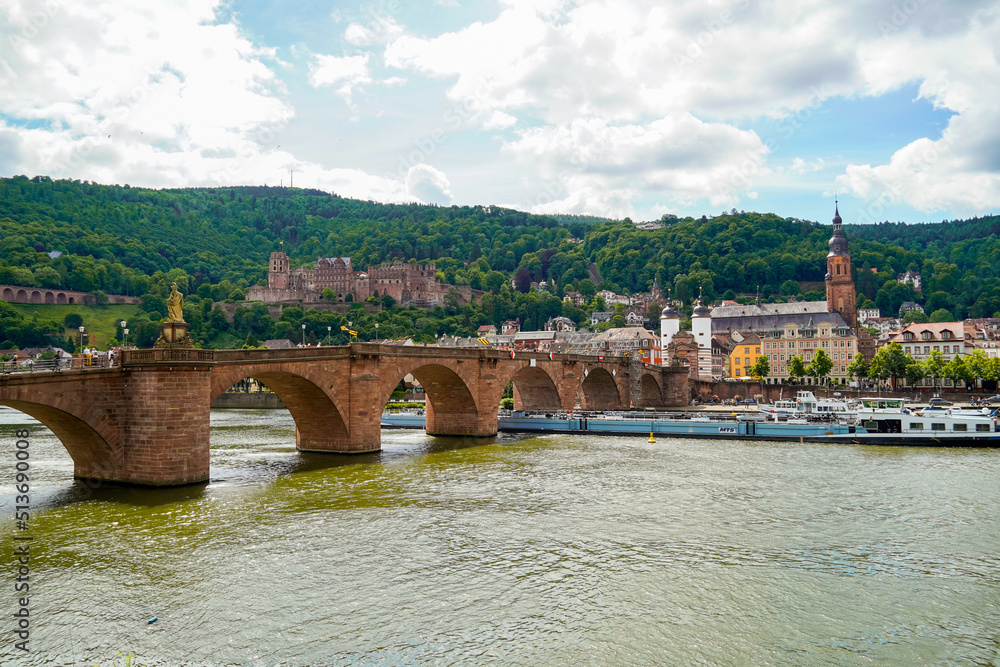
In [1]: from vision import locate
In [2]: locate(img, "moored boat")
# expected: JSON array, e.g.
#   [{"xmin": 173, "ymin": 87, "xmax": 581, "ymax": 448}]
[{"xmin": 381, "ymin": 407, "xmax": 1000, "ymax": 446}]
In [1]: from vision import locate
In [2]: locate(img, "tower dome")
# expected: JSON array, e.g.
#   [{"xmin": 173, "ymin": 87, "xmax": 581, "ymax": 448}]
[
  {"xmin": 692, "ymin": 299, "xmax": 710, "ymax": 317},
  {"xmin": 661, "ymin": 302, "xmax": 679, "ymax": 318},
  {"xmin": 828, "ymin": 203, "xmax": 848, "ymax": 256}
]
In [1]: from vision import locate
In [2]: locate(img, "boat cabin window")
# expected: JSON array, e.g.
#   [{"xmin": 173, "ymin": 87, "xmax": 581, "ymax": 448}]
[
  {"xmin": 953, "ymin": 423, "xmax": 968, "ymax": 432},
  {"xmin": 976, "ymin": 424, "xmax": 991, "ymax": 432},
  {"xmin": 931, "ymin": 423, "xmax": 946, "ymax": 431},
  {"xmin": 909, "ymin": 422, "xmax": 924, "ymax": 430}
]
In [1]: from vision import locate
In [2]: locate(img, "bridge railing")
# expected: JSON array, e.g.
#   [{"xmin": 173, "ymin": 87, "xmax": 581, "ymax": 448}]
[
  {"xmin": 1, "ymin": 355, "xmax": 118, "ymax": 374},
  {"xmin": 121, "ymin": 348, "xmax": 216, "ymax": 365}
]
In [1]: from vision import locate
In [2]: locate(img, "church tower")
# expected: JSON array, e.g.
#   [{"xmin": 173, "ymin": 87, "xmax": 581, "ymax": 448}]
[{"xmin": 825, "ymin": 203, "xmax": 857, "ymax": 328}]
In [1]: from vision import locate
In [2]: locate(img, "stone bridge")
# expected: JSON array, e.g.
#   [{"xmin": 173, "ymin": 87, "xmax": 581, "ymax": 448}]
[{"xmin": 0, "ymin": 343, "xmax": 689, "ymax": 486}]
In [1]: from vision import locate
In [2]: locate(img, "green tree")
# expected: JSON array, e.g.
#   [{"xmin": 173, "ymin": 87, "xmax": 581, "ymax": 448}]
[
  {"xmin": 63, "ymin": 312, "xmax": 83, "ymax": 330},
  {"xmin": 787, "ymin": 355, "xmax": 807, "ymax": 382},
  {"xmin": 749, "ymin": 355, "xmax": 770, "ymax": 393},
  {"xmin": 779, "ymin": 280, "xmax": 800, "ymax": 297},
  {"xmin": 904, "ymin": 358, "xmax": 926, "ymax": 387},
  {"xmin": 928, "ymin": 308, "xmax": 954, "ymax": 322},
  {"xmin": 869, "ymin": 342, "xmax": 910, "ymax": 389},
  {"xmin": 846, "ymin": 354, "xmax": 869, "ymax": 385},
  {"xmin": 942, "ymin": 355, "xmax": 971, "ymax": 390},
  {"xmin": 964, "ymin": 349, "xmax": 991, "ymax": 387},
  {"xmin": 922, "ymin": 350, "xmax": 947, "ymax": 392},
  {"xmin": 611, "ymin": 303, "xmax": 626, "ymax": 328},
  {"xmin": 807, "ymin": 348, "xmax": 834, "ymax": 384},
  {"xmin": 902, "ymin": 310, "xmax": 929, "ymax": 324}
]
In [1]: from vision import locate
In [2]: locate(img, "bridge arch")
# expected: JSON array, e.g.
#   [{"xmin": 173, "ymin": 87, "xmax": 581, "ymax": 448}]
[
  {"xmin": 0, "ymin": 400, "xmax": 122, "ymax": 481},
  {"xmin": 2, "ymin": 287, "xmax": 11, "ymax": 300},
  {"xmin": 211, "ymin": 367, "xmax": 349, "ymax": 452},
  {"xmin": 379, "ymin": 362, "xmax": 481, "ymax": 437},
  {"xmin": 30, "ymin": 290, "xmax": 41, "ymax": 303},
  {"xmin": 581, "ymin": 368, "xmax": 621, "ymax": 410},
  {"xmin": 503, "ymin": 365, "xmax": 563, "ymax": 411},
  {"xmin": 638, "ymin": 372, "xmax": 664, "ymax": 407}
]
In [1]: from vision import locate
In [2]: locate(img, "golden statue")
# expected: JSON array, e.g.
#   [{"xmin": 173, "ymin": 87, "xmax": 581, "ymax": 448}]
[{"xmin": 166, "ymin": 282, "xmax": 185, "ymax": 322}]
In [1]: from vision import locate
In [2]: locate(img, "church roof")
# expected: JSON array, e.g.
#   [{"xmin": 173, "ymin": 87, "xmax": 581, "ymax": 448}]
[
  {"xmin": 710, "ymin": 301, "xmax": 829, "ymax": 318},
  {"xmin": 711, "ymin": 309, "xmax": 850, "ymax": 335}
]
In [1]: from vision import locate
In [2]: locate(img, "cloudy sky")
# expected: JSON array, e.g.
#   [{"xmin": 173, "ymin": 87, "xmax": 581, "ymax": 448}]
[{"xmin": 1, "ymin": 0, "xmax": 998, "ymax": 224}]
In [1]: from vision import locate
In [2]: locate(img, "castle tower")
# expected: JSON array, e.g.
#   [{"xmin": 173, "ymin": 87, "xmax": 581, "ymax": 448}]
[
  {"xmin": 660, "ymin": 301, "xmax": 680, "ymax": 359},
  {"xmin": 691, "ymin": 293, "xmax": 712, "ymax": 379},
  {"xmin": 269, "ymin": 250, "xmax": 290, "ymax": 290},
  {"xmin": 825, "ymin": 203, "xmax": 857, "ymax": 328}
]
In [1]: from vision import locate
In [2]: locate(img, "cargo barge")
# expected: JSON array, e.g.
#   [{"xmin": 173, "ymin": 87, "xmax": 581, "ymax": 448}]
[{"xmin": 382, "ymin": 408, "xmax": 1000, "ymax": 447}]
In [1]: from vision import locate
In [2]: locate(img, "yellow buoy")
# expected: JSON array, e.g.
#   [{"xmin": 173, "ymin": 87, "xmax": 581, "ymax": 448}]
[{"xmin": 648, "ymin": 432, "xmax": 656, "ymax": 444}]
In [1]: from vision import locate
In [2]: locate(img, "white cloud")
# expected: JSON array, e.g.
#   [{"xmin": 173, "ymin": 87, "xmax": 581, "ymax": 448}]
[
  {"xmin": 308, "ymin": 53, "xmax": 371, "ymax": 99},
  {"xmin": 383, "ymin": 0, "xmax": 1000, "ymax": 216},
  {"xmin": 405, "ymin": 164, "xmax": 453, "ymax": 205},
  {"xmin": 791, "ymin": 157, "xmax": 826, "ymax": 174},
  {"xmin": 344, "ymin": 15, "xmax": 404, "ymax": 47},
  {"xmin": 482, "ymin": 111, "xmax": 517, "ymax": 130},
  {"xmin": 505, "ymin": 114, "xmax": 768, "ymax": 217},
  {"xmin": 0, "ymin": 0, "xmax": 412, "ymax": 203}
]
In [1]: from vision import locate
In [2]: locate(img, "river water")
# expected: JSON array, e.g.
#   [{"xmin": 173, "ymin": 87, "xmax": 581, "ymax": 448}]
[{"xmin": 1, "ymin": 406, "xmax": 999, "ymax": 666}]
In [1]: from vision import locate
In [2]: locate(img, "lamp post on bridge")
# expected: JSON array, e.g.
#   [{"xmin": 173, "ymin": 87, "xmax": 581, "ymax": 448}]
[
  {"xmin": 327, "ymin": 325, "xmax": 332, "ymax": 345},
  {"xmin": 78, "ymin": 326, "xmax": 85, "ymax": 351},
  {"xmin": 119, "ymin": 320, "xmax": 126, "ymax": 348},
  {"xmin": 374, "ymin": 322, "xmax": 379, "ymax": 342},
  {"xmin": 301, "ymin": 323, "xmax": 306, "ymax": 347},
  {"xmin": 123, "ymin": 328, "xmax": 129, "ymax": 349}
]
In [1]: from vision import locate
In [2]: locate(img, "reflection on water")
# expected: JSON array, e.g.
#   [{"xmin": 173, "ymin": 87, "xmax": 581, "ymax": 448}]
[{"xmin": 1, "ymin": 406, "xmax": 999, "ymax": 666}]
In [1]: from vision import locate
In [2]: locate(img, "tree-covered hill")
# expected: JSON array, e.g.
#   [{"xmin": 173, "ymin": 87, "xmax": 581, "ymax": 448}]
[{"xmin": 2, "ymin": 175, "xmax": 1000, "ymax": 339}]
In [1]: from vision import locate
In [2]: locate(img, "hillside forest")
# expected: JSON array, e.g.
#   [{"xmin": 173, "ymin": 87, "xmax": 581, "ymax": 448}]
[{"xmin": 2, "ymin": 175, "xmax": 1000, "ymax": 351}]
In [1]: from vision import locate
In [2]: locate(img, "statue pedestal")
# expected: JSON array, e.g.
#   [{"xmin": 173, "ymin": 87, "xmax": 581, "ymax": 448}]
[{"xmin": 154, "ymin": 321, "xmax": 193, "ymax": 348}]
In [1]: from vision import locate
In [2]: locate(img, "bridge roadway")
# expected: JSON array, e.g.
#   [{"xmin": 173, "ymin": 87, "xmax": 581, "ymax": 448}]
[{"xmin": 0, "ymin": 343, "xmax": 689, "ymax": 486}]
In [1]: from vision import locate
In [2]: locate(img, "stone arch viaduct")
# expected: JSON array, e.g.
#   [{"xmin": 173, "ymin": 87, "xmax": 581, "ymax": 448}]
[
  {"xmin": 0, "ymin": 344, "xmax": 689, "ymax": 486},
  {"xmin": 0, "ymin": 284, "xmax": 141, "ymax": 305}
]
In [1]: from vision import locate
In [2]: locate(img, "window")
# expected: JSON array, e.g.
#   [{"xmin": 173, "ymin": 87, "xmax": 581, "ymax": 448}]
[
  {"xmin": 933, "ymin": 346, "xmax": 939, "ymax": 352},
  {"xmin": 755, "ymin": 347, "xmax": 760, "ymax": 354},
  {"xmin": 924, "ymin": 346, "xmax": 930, "ymax": 354},
  {"xmin": 910, "ymin": 422, "xmax": 924, "ymax": 430},
  {"xmin": 922, "ymin": 331, "xmax": 932, "ymax": 340},
  {"xmin": 953, "ymin": 423, "xmax": 968, "ymax": 432},
  {"xmin": 977, "ymin": 424, "xmax": 991, "ymax": 432},
  {"xmin": 942, "ymin": 331, "xmax": 952, "ymax": 340},
  {"xmin": 904, "ymin": 332, "xmax": 914, "ymax": 341},
  {"xmin": 744, "ymin": 347, "xmax": 750, "ymax": 354},
  {"xmin": 931, "ymin": 423, "xmax": 946, "ymax": 431}
]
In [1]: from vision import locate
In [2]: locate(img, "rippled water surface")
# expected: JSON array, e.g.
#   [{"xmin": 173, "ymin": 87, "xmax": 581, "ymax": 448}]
[{"xmin": 2, "ymin": 406, "xmax": 999, "ymax": 666}]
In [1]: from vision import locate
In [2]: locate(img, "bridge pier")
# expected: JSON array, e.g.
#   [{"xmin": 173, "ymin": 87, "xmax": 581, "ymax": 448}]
[{"xmin": 118, "ymin": 358, "xmax": 213, "ymax": 485}]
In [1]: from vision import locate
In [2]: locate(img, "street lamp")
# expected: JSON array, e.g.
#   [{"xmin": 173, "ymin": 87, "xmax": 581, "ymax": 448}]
[
  {"xmin": 123, "ymin": 328, "xmax": 129, "ymax": 348},
  {"xmin": 374, "ymin": 322, "xmax": 379, "ymax": 341},
  {"xmin": 78, "ymin": 325, "xmax": 85, "ymax": 351},
  {"xmin": 119, "ymin": 320, "xmax": 126, "ymax": 348},
  {"xmin": 347, "ymin": 321, "xmax": 353, "ymax": 341},
  {"xmin": 301, "ymin": 323, "xmax": 306, "ymax": 346}
]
